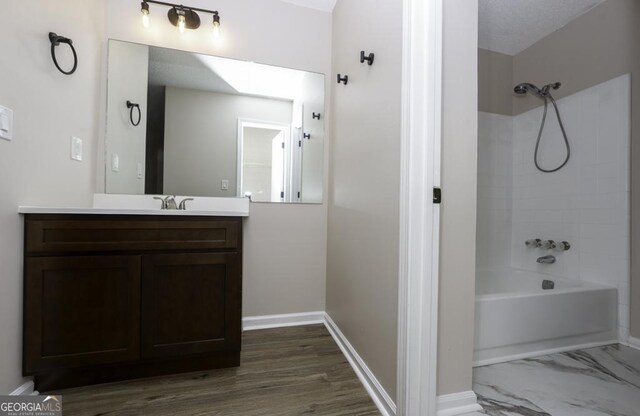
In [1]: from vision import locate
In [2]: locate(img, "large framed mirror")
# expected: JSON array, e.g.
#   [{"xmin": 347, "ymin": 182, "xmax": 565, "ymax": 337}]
[{"xmin": 105, "ymin": 40, "xmax": 325, "ymax": 204}]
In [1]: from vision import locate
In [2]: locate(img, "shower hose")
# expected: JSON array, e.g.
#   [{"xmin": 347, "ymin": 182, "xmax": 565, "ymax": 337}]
[{"xmin": 534, "ymin": 94, "xmax": 570, "ymax": 173}]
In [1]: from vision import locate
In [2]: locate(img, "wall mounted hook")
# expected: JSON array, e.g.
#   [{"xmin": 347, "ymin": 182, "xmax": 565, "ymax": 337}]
[
  {"xmin": 49, "ymin": 32, "xmax": 78, "ymax": 75},
  {"xmin": 312, "ymin": 112, "xmax": 321, "ymax": 120},
  {"xmin": 337, "ymin": 74, "xmax": 348, "ymax": 85},
  {"xmin": 360, "ymin": 51, "xmax": 375, "ymax": 66},
  {"xmin": 303, "ymin": 133, "xmax": 311, "ymax": 140},
  {"xmin": 126, "ymin": 100, "xmax": 142, "ymax": 126}
]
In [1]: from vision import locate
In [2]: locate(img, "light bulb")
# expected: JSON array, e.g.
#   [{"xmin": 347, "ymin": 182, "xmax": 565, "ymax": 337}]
[
  {"xmin": 178, "ymin": 14, "xmax": 186, "ymax": 33},
  {"xmin": 212, "ymin": 14, "xmax": 221, "ymax": 40},
  {"xmin": 141, "ymin": 2, "xmax": 150, "ymax": 28}
]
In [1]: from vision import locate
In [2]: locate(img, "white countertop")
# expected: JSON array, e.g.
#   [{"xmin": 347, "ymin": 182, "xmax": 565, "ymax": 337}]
[
  {"xmin": 18, "ymin": 206, "xmax": 249, "ymax": 217},
  {"xmin": 19, "ymin": 194, "xmax": 250, "ymax": 217}
]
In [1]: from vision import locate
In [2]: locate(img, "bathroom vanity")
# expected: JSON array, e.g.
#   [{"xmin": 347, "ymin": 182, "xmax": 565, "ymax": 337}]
[{"xmin": 21, "ymin": 208, "xmax": 245, "ymax": 391}]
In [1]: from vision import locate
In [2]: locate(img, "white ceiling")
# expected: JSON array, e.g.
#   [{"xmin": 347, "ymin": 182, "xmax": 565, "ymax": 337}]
[
  {"xmin": 148, "ymin": 46, "xmax": 237, "ymax": 95},
  {"xmin": 479, "ymin": 0, "xmax": 606, "ymax": 55},
  {"xmin": 278, "ymin": 0, "xmax": 337, "ymax": 13},
  {"xmin": 148, "ymin": 45, "xmax": 311, "ymax": 101}
]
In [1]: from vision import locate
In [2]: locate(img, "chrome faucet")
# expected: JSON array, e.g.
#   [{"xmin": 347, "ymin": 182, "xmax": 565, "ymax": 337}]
[
  {"xmin": 154, "ymin": 196, "xmax": 194, "ymax": 210},
  {"xmin": 178, "ymin": 198, "xmax": 194, "ymax": 210},
  {"xmin": 537, "ymin": 255, "xmax": 556, "ymax": 264},
  {"xmin": 153, "ymin": 195, "xmax": 178, "ymax": 210}
]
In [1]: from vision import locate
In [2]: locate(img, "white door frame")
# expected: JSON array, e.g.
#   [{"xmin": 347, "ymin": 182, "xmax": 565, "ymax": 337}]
[
  {"xmin": 236, "ymin": 118, "xmax": 292, "ymax": 201},
  {"xmin": 396, "ymin": 0, "xmax": 443, "ymax": 415}
]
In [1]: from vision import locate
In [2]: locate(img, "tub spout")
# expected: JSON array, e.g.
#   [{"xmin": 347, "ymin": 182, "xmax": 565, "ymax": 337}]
[{"xmin": 537, "ymin": 255, "xmax": 556, "ymax": 264}]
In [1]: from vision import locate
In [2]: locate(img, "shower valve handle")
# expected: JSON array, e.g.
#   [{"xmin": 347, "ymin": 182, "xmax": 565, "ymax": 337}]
[
  {"xmin": 537, "ymin": 240, "xmax": 555, "ymax": 249},
  {"xmin": 525, "ymin": 239, "xmax": 541, "ymax": 248},
  {"xmin": 554, "ymin": 241, "xmax": 571, "ymax": 252}
]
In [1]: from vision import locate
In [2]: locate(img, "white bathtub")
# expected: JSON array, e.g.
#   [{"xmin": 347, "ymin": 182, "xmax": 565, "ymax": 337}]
[{"xmin": 474, "ymin": 268, "xmax": 618, "ymax": 366}]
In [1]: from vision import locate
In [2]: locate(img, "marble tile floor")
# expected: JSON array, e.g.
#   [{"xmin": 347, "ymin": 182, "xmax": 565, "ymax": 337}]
[{"xmin": 473, "ymin": 344, "xmax": 640, "ymax": 416}]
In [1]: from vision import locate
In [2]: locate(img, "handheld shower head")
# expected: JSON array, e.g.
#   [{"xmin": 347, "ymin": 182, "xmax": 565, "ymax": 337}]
[
  {"xmin": 515, "ymin": 82, "xmax": 561, "ymax": 97},
  {"xmin": 514, "ymin": 82, "xmax": 541, "ymax": 96},
  {"xmin": 514, "ymin": 83, "xmax": 531, "ymax": 95}
]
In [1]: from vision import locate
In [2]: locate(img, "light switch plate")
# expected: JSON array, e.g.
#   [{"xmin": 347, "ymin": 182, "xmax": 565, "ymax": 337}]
[
  {"xmin": 221, "ymin": 179, "xmax": 229, "ymax": 191},
  {"xmin": 71, "ymin": 136, "xmax": 82, "ymax": 161},
  {"xmin": 111, "ymin": 153, "xmax": 120, "ymax": 172},
  {"xmin": 0, "ymin": 105, "xmax": 14, "ymax": 141}
]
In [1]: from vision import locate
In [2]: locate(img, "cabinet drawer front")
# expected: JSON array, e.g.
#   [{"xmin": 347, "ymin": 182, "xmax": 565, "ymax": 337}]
[
  {"xmin": 26, "ymin": 216, "xmax": 240, "ymax": 253},
  {"xmin": 141, "ymin": 252, "xmax": 242, "ymax": 359},
  {"xmin": 24, "ymin": 256, "xmax": 141, "ymax": 374}
]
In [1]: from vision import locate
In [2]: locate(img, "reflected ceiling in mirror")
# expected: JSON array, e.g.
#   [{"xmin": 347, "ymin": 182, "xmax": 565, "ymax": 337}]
[{"xmin": 105, "ymin": 39, "xmax": 325, "ymax": 204}]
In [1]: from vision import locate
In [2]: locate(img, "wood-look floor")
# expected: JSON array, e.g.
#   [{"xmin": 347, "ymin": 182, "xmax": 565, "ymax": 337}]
[{"xmin": 52, "ymin": 325, "xmax": 380, "ymax": 416}]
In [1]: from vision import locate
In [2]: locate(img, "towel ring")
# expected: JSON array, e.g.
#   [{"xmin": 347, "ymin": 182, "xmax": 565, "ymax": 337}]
[
  {"xmin": 126, "ymin": 101, "xmax": 142, "ymax": 127},
  {"xmin": 49, "ymin": 32, "xmax": 77, "ymax": 75}
]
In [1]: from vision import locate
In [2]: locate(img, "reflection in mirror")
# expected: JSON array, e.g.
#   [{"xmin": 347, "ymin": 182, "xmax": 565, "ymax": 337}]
[{"xmin": 105, "ymin": 40, "xmax": 325, "ymax": 204}]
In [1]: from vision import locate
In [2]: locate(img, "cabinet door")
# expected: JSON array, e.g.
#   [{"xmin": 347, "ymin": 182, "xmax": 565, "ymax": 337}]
[
  {"xmin": 24, "ymin": 256, "xmax": 141, "ymax": 374},
  {"xmin": 141, "ymin": 252, "xmax": 241, "ymax": 358}
]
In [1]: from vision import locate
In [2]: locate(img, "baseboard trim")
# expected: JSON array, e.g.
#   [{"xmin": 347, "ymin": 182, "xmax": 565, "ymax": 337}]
[
  {"xmin": 621, "ymin": 336, "xmax": 640, "ymax": 351},
  {"xmin": 474, "ymin": 339, "xmax": 619, "ymax": 367},
  {"xmin": 10, "ymin": 381, "xmax": 37, "ymax": 396},
  {"xmin": 437, "ymin": 391, "xmax": 482, "ymax": 416},
  {"xmin": 242, "ymin": 311, "xmax": 325, "ymax": 331},
  {"xmin": 323, "ymin": 313, "xmax": 396, "ymax": 416}
]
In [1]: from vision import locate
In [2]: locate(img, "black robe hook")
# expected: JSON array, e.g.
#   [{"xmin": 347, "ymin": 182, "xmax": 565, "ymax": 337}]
[{"xmin": 360, "ymin": 51, "xmax": 374, "ymax": 66}]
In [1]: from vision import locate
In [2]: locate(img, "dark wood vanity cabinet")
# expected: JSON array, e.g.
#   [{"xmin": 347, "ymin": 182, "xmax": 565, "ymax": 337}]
[{"xmin": 23, "ymin": 215, "xmax": 243, "ymax": 391}]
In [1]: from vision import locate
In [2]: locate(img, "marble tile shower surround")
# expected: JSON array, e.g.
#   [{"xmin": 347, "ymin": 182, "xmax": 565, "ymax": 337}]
[
  {"xmin": 477, "ymin": 74, "xmax": 631, "ymax": 340},
  {"xmin": 474, "ymin": 344, "xmax": 640, "ymax": 416}
]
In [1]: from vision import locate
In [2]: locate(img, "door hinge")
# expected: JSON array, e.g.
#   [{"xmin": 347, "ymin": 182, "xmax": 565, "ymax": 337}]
[
  {"xmin": 298, "ymin": 140, "xmax": 302, "ymax": 147},
  {"xmin": 433, "ymin": 187, "xmax": 442, "ymax": 204},
  {"xmin": 280, "ymin": 191, "xmax": 285, "ymax": 199},
  {"xmin": 281, "ymin": 142, "xmax": 285, "ymax": 149},
  {"xmin": 297, "ymin": 192, "xmax": 301, "ymax": 199}
]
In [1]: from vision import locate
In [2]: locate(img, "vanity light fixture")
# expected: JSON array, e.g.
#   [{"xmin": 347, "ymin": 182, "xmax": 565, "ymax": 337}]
[
  {"xmin": 212, "ymin": 14, "xmax": 221, "ymax": 40},
  {"xmin": 139, "ymin": 0, "xmax": 221, "ymax": 40},
  {"xmin": 141, "ymin": 1, "xmax": 150, "ymax": 28}
]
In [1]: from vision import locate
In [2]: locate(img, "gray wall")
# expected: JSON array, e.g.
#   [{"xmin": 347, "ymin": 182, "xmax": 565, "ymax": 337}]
[
  {"xmin": 163, "ymin": 87, "xmax": 292, "ymax": 197},
  {"xmin": 438, "ymin": 0, "xmax": 479, "ymax": 396},
  {"xmin": 478, "ymin": 48, "xmax": 513, "ymax": 116},
  {"xmin": 326, "ymin": 0, "xmax": 403, "ymax": 400},
  {"xmin": 480, "ymin": 0, "xmax": 640, "ymax": 339},
  {"xmin": 0, "ymin": 0, "xmax": 106, "ymax": 393}
]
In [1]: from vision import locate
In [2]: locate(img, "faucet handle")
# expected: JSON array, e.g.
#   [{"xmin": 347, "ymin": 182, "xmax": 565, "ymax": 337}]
[
  {"xmin": 153, "ymin": 196, "xmax": 167, "ymax": 209},
  {"xmin": 554, "ymin": 241, "xmax": 571, "ymax": 252},
  {"xmin": 178, "ymin": 198, "xmax": 194, "ymax": 210},
  {"xmin": 525, "ymin": 239, "xmax": 541, "ymax": 248},
  {"xmin": 538, "ymin": 240, "xmax": 555, "ymax": 249}
]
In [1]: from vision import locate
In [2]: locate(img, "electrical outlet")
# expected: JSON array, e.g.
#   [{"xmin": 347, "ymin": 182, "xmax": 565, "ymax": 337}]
[
  {"xmin": 221, "ymin": 179, "xmax": 229, "ymax": 191},
  {"xmin": 71, "ymin": 136, "xmax": 82, "ymax": 161}
]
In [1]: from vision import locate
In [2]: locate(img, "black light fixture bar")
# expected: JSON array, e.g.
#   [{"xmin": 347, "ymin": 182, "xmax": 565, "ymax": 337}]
[
  {"xmin": 140, "ymin": 0, "xmax": 221, "ymax": 38},
  {"xmin": 143, "ymin": 0, "xmax": 218, "ymax": 17}
]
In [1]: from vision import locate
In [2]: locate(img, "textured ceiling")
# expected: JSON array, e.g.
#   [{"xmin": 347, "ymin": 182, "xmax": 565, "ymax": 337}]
[
  {"xmin": 479, "ymin": 0, "xmax": 606, "ymax": 55},
  {"xmin": 278, "ymin": 0, "xmax": 336, "ymax": 13}
]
